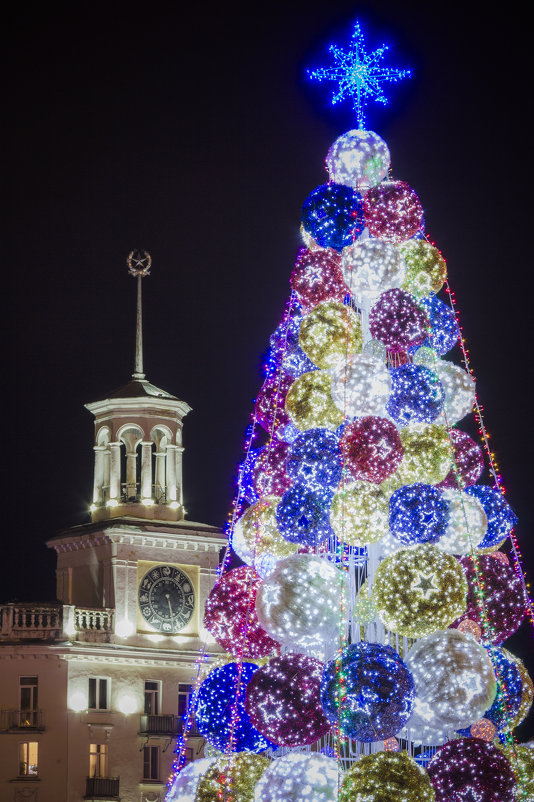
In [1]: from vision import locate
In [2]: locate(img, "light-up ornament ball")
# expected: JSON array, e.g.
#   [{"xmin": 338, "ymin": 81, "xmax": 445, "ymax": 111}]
[
  {"xmin": 363, "ymin": 337, "xmax": 387, "ymax": 360},
  {"xmin": 252, "ymin": 439, "xmax": 292, "ymax": 498},
  {"xmin": 321, "ymin": 642, "xmax": 415, "ymax": 741},
  {"xmin": 470, "ymin": 647, "xmax": 522, "ymax": 735},
  {"xmin": 203, "ymin": 567, "xmax": 279, "ymax": 659},
  {"xmin": 194, "ymin": 662, "xmax": 275, "ymax": 753},
  {"xmin": 457, "ymin": 618, "xmax": 482, "ymax": 641},
  {"xmin": 434, "ymin": 361, "xmax": 476, "ymax": 425},
  {"xmin": 397, "ymin": 422, "xmax": 452, "ymax": 486},
  {"xmin": 330, "ymin": 352, "xmax": 391, "ymax": 418},
  {"xmin": 502, "ymin": 649, "xmax": 534, "ymax": 729},
  {"xmin": 490, "ymin": 550, "xmax": 510, "ymax": 565},
  {"xmin": 330, "ymin": 480, "xmax": 389, "ymax": 546},
  {"xmin": 195, "ymin": 752, "xmax": 270, "ymax": 802},
  {"xmin": 437, "ymin": 428, "xmax": 484, "ymax": 489},
  {"xmin": 413, "ymin": 345, "xmax": 439, "ymax": 369},
  {"xmin": 299, "ymin": 300, "xmax": 362, "ymax": 371},
  {"xmin": 340, "ymin": 751, "xmax": 435, "ymax": 802},
  {"xmin": 387, "ymin": 364, "xmax": 444, "ymax": 426},
  {"xmin": 285, "ymin": 370, "xmax": 344, "ymax": 431},
  {"xmin": 464, "ymin": 485, "xmax": 518, "ymax": 549},
  {"xmin": 255, "ymin": 554, "xmax": 346, "ymax": 650},
  {"xmin": 427, "ymin": 737, "xmax": 516, "ymax": 802},
  {"xmin": 291, "ymin": 247, "xmax": 348, "ymax": 311},
  {"xmin": 469, "ymin": 718, "xmax": 497, "ymax": 741},
  {"xmin": 418, "ymin": 295, "xmax": 460, "ymax": 356},
  {"xmin": 326, "ymin": 129, "xmax": 390, "ymax": 189},
  {"xmin": 166, "ymin": 757, "xmax": 215, "ymax": 801},
  {"xmin": 255, "ymin": 752, "xmax": 339, "ymax": 802},
  {"xmin": 301, "ymin": 182, "xmax": 364, "ymax": 251},
  {"xmin": 452, "ymin": 554, "xmax": 527, "ymax": 644},
  {"xmin": 363, "ymin": 180, "xmax": 424, "ymax": 243},
  {"xmin": 341, "ymin": 239, "xmax": 405, "ymax": 303},
  {"xmin": 245, "ymin": 653, "xmax": 330, "ymax": 746},
  {"xmin": 384, "ymin": 737, "xmax": 400, "ymax": 751},
  {"xmin": 237, "ymin": 496, "xmax": 296, "ymax": 560},
  {"xmin": 340, "ymin": 416, "xmax": 404, "ymax": 483},
  {"xmin": 502, "ymin": 745, "xmax": 534, "ymax": 799},
  {"xmin": 435, "ymin": 488, "xmax": 488, "ymax": 555},
  {"xmin": 276, "ymin": 484, "xmax": 334, "ymax": 546},
  {"xmin": 405, "ymin": 630, "xmax": 497, "ymax": 739},
  {"xmin": 399, "ymin": 239, "xmax": 447, "ymax": 298},
  {"xmin": 269, "ymin": 312, "xmax": 316, "ymax": 379},
  {"xmin": 389, "ymin": 483, "xmax": 448, "ymax": 545},
  {"xmin": 372, "ymin": 544, "xmax": 467, "ymax": 637},
  {"xmin": 353, "ymin": 581, "xmax": 378, "ymax": 624},
  {"xmin": 230, "ymin": 517, "xmax": 278, "ymax": 579},
  {"xmin": 369, "ymin": 288, "xmax": 429, "ymax": 353},
  {"xmin": 286, "ymin": 427, "xmax": 342, "ymax": 489},
  {"xmin": 255, "ymin": 372, "xmax": 294, "ymax": 436}
]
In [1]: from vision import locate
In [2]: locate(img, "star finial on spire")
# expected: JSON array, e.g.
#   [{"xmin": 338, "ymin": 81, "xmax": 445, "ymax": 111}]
[
  {"xmin": 307, "ymin": 21, "xmax": 412, "ymax": 130},
  {"xmin": 127, "ymin": 249, "xmax": 151, "ymax": 380}
]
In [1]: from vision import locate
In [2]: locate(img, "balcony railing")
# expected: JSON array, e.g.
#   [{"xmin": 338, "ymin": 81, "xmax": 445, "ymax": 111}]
[
  {"xmin": 0, "ymin": 709, "xmax": 44, "ymax": 731},
  {"xmin": 75, "ymin": 607, "xmax": 114, "ymax": 633},
  {"xmin": 84, "ymin": 776, "xmax": 120, "ymax": 799},
  {"xmin": 139, "ymin": 714, "xmax": 201, "ymax": 737},
  {"xmin": 0, "ymin": 603, "xmax": 114, "ymax": 641}
]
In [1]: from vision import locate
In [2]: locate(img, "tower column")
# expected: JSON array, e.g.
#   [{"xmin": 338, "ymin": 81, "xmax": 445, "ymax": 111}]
[
  {"xmin": 93, "ymin": 446, "xmax": 106, "ymax": 504},
  {"xmin": 166, "ymin": 444, "xmax": 177, "ymax": 502},
  {"xmin": 140, "ymin": 441, "xmax": 152, "ymax": 499},
  {"xmin": 176, "ymin": 446, "xmax": 184, "ymax": 504},
  {"xmin": 109, "ymin": 442, "xmax": 121, "ymax": 500},
  {"xmin": 155, "ymin": 451, "xmax": 166, "ymax": 501}
]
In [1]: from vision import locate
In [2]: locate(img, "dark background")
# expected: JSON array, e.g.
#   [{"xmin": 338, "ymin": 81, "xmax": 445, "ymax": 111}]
[{"xmin": 4, "ymin": 2, "xmax": 533, "ymax": 739}]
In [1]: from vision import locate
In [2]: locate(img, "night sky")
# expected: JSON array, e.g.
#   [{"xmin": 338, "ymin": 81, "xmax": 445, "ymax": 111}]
[{"xmin": 5, "ymin": 3, "xmax": 533, "ymax": 739}]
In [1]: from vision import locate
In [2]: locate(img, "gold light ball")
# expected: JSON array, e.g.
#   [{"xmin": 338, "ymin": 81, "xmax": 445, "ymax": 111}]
[
  {"xmin": 399, "ymin": 239, "xmax": 447, "ymax": 298},
  {"xmin": 372, "ymin": 544, "xmax": 467, "ymax": 637},
  {"xmin": 340, "ymin": 751, "xmax": 436, "ymax": 802},
  {"xmin": 299, "ymin": 300, "xmax": 362, "ymax": 371},
  {"xmin": 195, "ymin": 753, "xmax": 270, "ymax": 802},
  {"xmin": 330, "ymin": 480, "xmax": 389, "ymax": 546},
  {"xmin": 397, "ymin": 422, "xmax": 452, "ymax": 486},
  {"xmin": 502, "ymin": 745, "xmax": 534, "ymax": 800},
  {"xmin": 238, "ymin": 496, "xmax": 297, "ymax": 559},
  {"xmin": 285, "ymin": 371, "xmax": 344, "ymax": 431}
]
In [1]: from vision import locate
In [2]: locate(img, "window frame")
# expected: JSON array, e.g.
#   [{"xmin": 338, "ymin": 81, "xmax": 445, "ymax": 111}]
[
  {"xmin": 19, "ymin": 741, "xmax": 39, "ymax": 777},
  {"xmin": 142, "ymin": 744, "xmax": 160, "ymax": 782},
  {"xmin": 143, "ymin": 680, "xmax": 160, "ymax": 716},
  {"xmin": 88, "ymin": 676, "xmax": 110, "ymax": 711}
]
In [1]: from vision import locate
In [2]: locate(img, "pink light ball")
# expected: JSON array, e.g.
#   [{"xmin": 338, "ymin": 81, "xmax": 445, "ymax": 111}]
[
  {"xmin": 291, "ymin": 248, "xmax": 349, "ymax": 311},
  {"xmin": 255, "ymin": 372, "xmax": 293, "ymax": 435},
  {"xmin": 428, "ymin": 737, "xmax": 516, "ymax": 802},
  {"xmin": 252, "ymin": 439, "xmax": 292, "ymax": 498},
  {"xmin": 437, "ymin": 428, "xmax": 484, "ymax": 489},
  {"xmin": 364, "ymin": 180, "xmax": 424, "ymax": 243},
  {"xmin": 340, "ymin": 416, "xmax": 404, "ymax": 483},
  {"xmin": 369, "ymin": 288, "xmax": 429, "ymax": 353}
]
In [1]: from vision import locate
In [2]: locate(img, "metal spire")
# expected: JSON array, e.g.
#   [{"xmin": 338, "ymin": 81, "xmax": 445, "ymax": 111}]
[{"xmin": 127, "ymin": 250, "xmax": 152, "ymax": 380}]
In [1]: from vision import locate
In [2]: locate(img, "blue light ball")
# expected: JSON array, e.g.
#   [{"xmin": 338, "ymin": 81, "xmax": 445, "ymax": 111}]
[
  {"xmin": 276, "ymin": 484, "xmax": 334, "ymax": 546},
  {"xmin": 269, "ymin": 314, "xmax": 316, "ymax": 379},
  {"xmin": 386, "ymin": 364, "xmax": 444, "ymax": 426},
  {"xmin": 464, "ymin": 485, "xmax": 518, "ymax": 548},
  {"xmin": 286, "ymin": 428, "xmax": 342, "ymax": 489},
  {"xmin": 320, "ymin": 642, "xmax": 415, "ymax": 741},
  {"xmin": 389, "ymin": 483, "xmax": 449, "ymax": 544},
  {"xmin": 301, "ymin": 183, "xmax": 364, "ymax": 251},
  {"xmin": 194, "ymin": 662, "xmax": 275, "ymax": 753},
  {"xmin": 419, "ymin": 295, "xmax": 460, "ymax": 356},
  {"xmin": 237, "ymin": 447, "xmax": 261, "ymax": 505}
]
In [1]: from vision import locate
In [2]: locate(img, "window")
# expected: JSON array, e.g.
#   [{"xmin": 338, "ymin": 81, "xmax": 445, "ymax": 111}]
[
  {"xmin": 88, "ymin": 677, "xmax": 109, "ymax": 710},
  {"xmin": 177, "ymin": 683, "xmax": 192, "ymax": 720},
  {"xmin": 19, "ymin": 677, "xmax": 38, "ymax": 727},
  {"xmin": 142, "ymin": 745, "xmax": 159, "ymax": 781},
  {"xmin": 19, "ymin": 742, "xmax": 38, "ymax": 776},
  {"xmin": 144, "ymin": 681, "xmax": 160, "ymax": 716},
  {"xmin": 89, "ymin": 744, "xmax": 108, "ymax": 778}
]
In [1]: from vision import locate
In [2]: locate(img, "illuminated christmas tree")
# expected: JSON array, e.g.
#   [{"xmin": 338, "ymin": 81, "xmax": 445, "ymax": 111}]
[{"xmin": 167, "ymin": 20, "xmax": 534, "ymax": 802}]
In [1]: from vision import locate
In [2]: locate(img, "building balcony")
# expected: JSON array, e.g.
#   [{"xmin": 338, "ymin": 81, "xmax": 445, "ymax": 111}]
[
  {"xmin": 0, "ymin": 603, "xmax": 114, "ymax": 642},
  {"xmin": 139, "ymin": 714, "xmax": 201, "ymax": 738},
  {"xmin": 84, "ymin": 776, "xmax": 120, "ymax": 800},
  {"xmin": 0, "ymin": 709, "xmax": 44, "ymax": 732}
]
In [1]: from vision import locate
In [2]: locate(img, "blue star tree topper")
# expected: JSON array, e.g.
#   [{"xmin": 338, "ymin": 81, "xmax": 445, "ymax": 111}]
[{"xmin": 308, "ymin": 21, "xmax": 412, "ymax": 129}]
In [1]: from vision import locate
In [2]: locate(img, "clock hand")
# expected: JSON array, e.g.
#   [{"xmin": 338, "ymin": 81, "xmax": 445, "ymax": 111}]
[{"xmin": 165, "ymin": 592, "xmax": 173, "ymax": 619}]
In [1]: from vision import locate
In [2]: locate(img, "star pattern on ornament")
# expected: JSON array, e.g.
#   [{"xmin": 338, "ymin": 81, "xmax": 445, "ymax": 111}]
[
  {"xmin": 414, "ymin": 572, "xmax": 437, "ymax": 598},
  {"xmin": 308, "ymin": 21, "xmax": 411, "ymax": 129}
]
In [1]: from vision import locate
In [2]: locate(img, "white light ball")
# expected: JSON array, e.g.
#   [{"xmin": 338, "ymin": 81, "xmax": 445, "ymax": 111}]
[
  {"xmin": 405, "ymin": 629, "xmax": 497, "ymax": 743},
  {"xmin": 326, "ymin": 129, "xmax": 390, "ymax": 189},
  {"xmin": 435, "ymin": 361, "xmax": 476, "ymax": 425},
  {"xmin": 330, "ymin": 353, "xmax": 391, "ymax": 417},
  {"xmin": 435, "ymin": 488, "xmax": 488, "ymax": 555},
  {"xmin": 342, "ymin": 239, "xmax": 406, "ymax": 305},
  {"xmin": 255, "ymin": 752, "xmax": 339, "ymax": 801},
  {"xmin": 231, "ymin": 517, "xmax": 279, "ymax": 578},
  {"xmin": 255, "ymin": 554, "xmax": 346, "ymax": 651},
  {"xmin": 166, "ymin": 757, "xmax": 215, "ymax": 801}
]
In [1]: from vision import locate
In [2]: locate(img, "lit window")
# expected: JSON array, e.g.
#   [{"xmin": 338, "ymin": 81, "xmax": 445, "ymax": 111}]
[
  {"xmin": 19, "ymin": 742, "xmax": 38, "ymax": 776},
  {"xmin": 19, "ymin": 677, "xmax": 38, "ymax": 727},
  {"xmin": 89, "ymin": 743, "xmax": 108, "ymax": 778},
  {"xmin": 88, "ymin": 677, "xmax": 109, "ymax": 711},
  {"xmin": 144, "ymin": 681, "xmax": 160, "ymax": 716},
  {"xmin": 142, "ymin": 745, "xmax": 159, "ymax": 781}
]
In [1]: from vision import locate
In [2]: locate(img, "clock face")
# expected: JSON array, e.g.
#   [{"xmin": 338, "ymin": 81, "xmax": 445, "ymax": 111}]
[{"xmin": 138, "ymin": 564, "xmax": 195, "ymax": 633}]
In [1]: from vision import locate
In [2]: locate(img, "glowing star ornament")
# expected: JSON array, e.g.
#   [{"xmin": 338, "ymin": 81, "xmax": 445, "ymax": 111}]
[
  {"xmin": 307, "ymin": 20, "xmax": 411, "ymax": 130},
  {"xmin": 326, "ymin": 129, "xmax": 390, "ymax": 189},
  {"xmin": 276, "ymin": 484, "xmax": 334, "ymax": 546},
  {"xmin": 434, "ymin": 360, "xmax": 476, "ymax": 425},
  {"xmin": 364, "ymin": 181, "xmax": 424, "ymax": 243},
  {"xmin": 301, "ymin": 183, "xmax": 364, "ymax": 251},
  {"xmin": 340, "ymin": 751, "xmax": 435, "ymax": 802},
  {"xmin": 330, "ymin": 352, "xmax": 392, "ymax": 418},
  {"xmin": 435, "ymin": 488, "xmax": 488, "ymax": 555},
  {"xmin": 397, "ymin": 422, "xmax": 453, "ymax": 486},
  {"xmin": 341, "ymin": 239, "xmax": 406, "ymax": 304},
  {"xmin": 237, "ymin": 496, "xmax": 297, "ymax": 560},
  {"xmin": 245, "ymin": 653, "xmax": 330, "ymax": 746},
  {"xmin": 252, "ymin": 439, "xmax": 292, "ymax": 498},
  {"xmin": 299, "ymin": 300, "xmax": 362, "ymax": 371},
  {"xmin": 203, "ymin": 566, "xmax": 280, "ymax": 659},
  {"xmin": 290, "ymin": 248, "xmax": 348, "ymax": 312},
  {"xmin": 372, "ymin": 544, "xmax": 468, "ymax": 638},
  {"xmin": 340, "ymin": 416, "xmax": 404, "ymax": 483},
  {"xmin": 254, "ymin": 752, "xmax": 339, "ymax": 802},
  {"xmin": 399, "ymin": 240, "xmax": 447, "ymax": 298},
  {"xmin": 405, "ymin": 630, "xmax": 497, "ymax": 740},
  {"xmin": 418, "ymin": 295, "xmax": 460, "ymax": 356},
  {"xmin": 195, "ymin": 752, "xmax": 270, "ymax": 802},
  {"xmin": 369, "ymin": 288, "xmax": 429, "ymax": 353},
  {"xmin": 427, "ymin": 737, "xmax": 516, "ymax": 802},
  {"xmin": 464, "ymin": 485, "xmax": 518, "ymax": 549},
  {"xmin": 255, "ymin": 553, "xmax": 346, "ymax": 650},
  {"xmin": 285, "ymin": 370, "xmax": 345, "ymax": 431},
  {"xmin": 166, "ymin": 757, "xmax": 215, "ymax": 802},
  {"xmin": 320, "ymin": 642, "xmax": 415, "ymax": 741},
  {"xmin": 387, "ymin": 364, "xmax": 444, "ymax": 427},
  {"xmin": 330, "ymin": 480, "xmax": 389, "ymax": 546},
  {"xmin": 194, "ymin": 662, "xmax": 275, "ymax": 753},
  {"xmin": 286, "ymin": 428, "xmax": 342, "ymax": 490},
  {"xmin": 389, "ymin": 483, "xmax": 449, "ymax": 545},
  {"xmin": 437, "ymin": 428, "xmax": 484, "ymax": 489}
]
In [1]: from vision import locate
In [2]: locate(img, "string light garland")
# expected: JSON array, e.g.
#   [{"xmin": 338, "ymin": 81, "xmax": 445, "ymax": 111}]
[
  {"xmin": 330, "ymin": 479, "xmax": 389, "ymax": 546},
  {"xmin": 255, "ymin": 752, "xmax": 340, "ymax": 802},
  {"xmin": 340, "ymin": 750, "xmax": 435, "ymax": 802},
  {"xmin": 285, "ymin": 370, "xmax": 345, "ymax": 431},
  {"xmin": 397, "ymin": 422, "xmax": 452, "ymax": 485},
  {"xmin": 195, "ymin": 752, "xmax": 270, "ymax": 802},
  {"xmin": 388, "ymin": 483, "xmax": 448, "ymax": 545},
  {"xmin": 330, "ymin": 352, "xmax": 392, "ymax": 417},
  {"xmin": 276, "ymin": 484, "xmax": 334, "ymax": 546},
  {"xmin": 399, "ymin": 239, "xmax": 447, "ymax": 298},
  {"xmin": 301, "ymin": 183, "xmax": 364, "ymax": 251},
  {"xmin": 342, "ymin": 238, "xmax": 406, "ymax": 303},
  {"xmin": 427, "ymin": 737, "xmax": 516, "ymax": 802},
  {"xmin": 364, "ymin": 181, "xmax": 424, "ymax": 243},
  {"xmin": 386, "ymin": 363, "xmax": 444, "ymax": 426},
  {"xmin": 369, "ymin": 287, "xmax": 430, "ymax": 353},
  {"xmin": 286, "ymin": 427, "xmax": 342, "ymax": 489},
  {"xmin": 291, "ymin": 247, "xmax": 348, "ymax": 311},
  {"xmin": 299, "ymin": 299, "xmax": 362, "ymax": 371},
  {"xmin": 340, "ymin": 415, "xmax": 404, "ymax": 483},
  {"xmin": 326, "ymin": 128, "xmax": 390, "ymax": 189}
]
